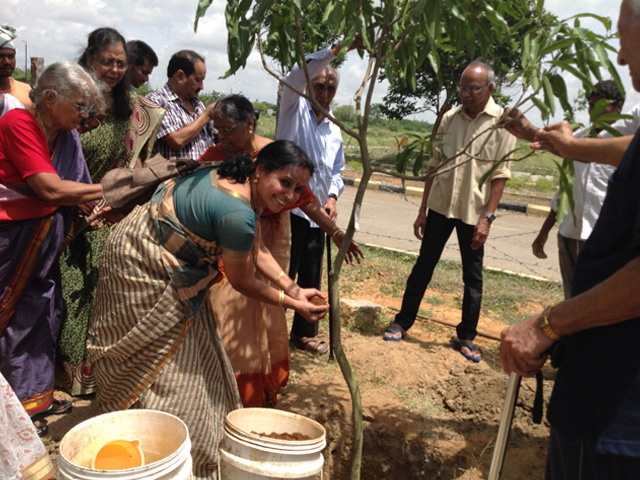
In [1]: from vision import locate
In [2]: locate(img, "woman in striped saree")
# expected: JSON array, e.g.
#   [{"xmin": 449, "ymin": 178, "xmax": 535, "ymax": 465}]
[{"xmin": 87, "ymin": 141, "xmax": 329, "ymax": 480}]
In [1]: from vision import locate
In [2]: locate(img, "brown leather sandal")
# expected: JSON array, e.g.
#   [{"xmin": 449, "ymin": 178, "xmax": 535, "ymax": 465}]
[{"xmin": 291, "ymin": 335, "xmax": 329, "ymax": 354}]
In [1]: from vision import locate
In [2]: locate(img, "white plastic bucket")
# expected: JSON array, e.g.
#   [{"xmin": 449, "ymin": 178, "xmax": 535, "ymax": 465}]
[
  {"xmin": 219, "ymin": 408, "xmax": 326, "ymax": 479},
  {"xmin": 57, "ymin": 409, "xmax": 192, "ymax": 480}
]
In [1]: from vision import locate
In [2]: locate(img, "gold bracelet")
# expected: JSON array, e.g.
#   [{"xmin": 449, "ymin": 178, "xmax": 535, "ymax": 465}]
[
  {"xmin": 277, "ymin": 289, "xmax": 285, "ymax": 308},
  {"xmin": 331, "ymin": 228, "xmax": 342, "ymax": 240},
  {"xmin": 276, "ymin": 271, "xmax": 286, "ymax": 284},
  {"xmin": 539, "ymin": 305, "xmax": 561, "ymax": 341}
]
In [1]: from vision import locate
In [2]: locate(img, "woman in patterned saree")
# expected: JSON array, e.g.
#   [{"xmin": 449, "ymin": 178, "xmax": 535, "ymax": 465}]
[
  {"xmin": 0, "ymin": 62, "xmax": 103, "ymax": 432},
  {"xmin": 199, "ymin": 94, "xmax": 362, "ymax": 407},
  {"xmin": 88, "ymin": 141, "xmax": 329, "ymax": 479},
  {"xmin": 56, "ymin": 27, "xmax": 164, "ymax": 395}
]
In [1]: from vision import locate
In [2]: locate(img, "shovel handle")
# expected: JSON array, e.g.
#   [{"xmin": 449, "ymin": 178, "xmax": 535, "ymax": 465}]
[{"xmin": 488, "ymin": 372, "xmax": 521, "ymax": 480}]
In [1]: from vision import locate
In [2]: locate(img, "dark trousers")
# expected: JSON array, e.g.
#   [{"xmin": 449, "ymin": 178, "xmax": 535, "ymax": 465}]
[
  {"xmin": 288, "ymin": 214, "xmax": 325, "ymax": 339},
  {"xmin": 393, "ymin": 210, "xmax": 483, "ymax": 340},
  {"xmin": 546, "ymin": 427, "xmax": 640, "ymax": 480}
]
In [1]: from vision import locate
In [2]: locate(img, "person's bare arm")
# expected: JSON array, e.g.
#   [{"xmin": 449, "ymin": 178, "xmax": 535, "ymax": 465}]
[
  {"xmin": 502, "ymin": 108, "xmax": 539, "ymax": 142},
  {"xmin": 532, "ymin": 209, "xmax": 557, "ymax": 259},
  {"xmin": 301, "ymin": 199, "xmax": 364, "ymax": 264},
  {"xmin": 223, "ymin": 251, "xmax": 328, "ymax": 322},
  {"xmin": 501, "ymin": 256, "xmax": 640, "ymax": 377},
  {"xmin": 532, "ymin": 121, "xmax": 632, "ymax": 166},
  {"xmin": 471, "ymin": 178, "xmax": 506, "ymax": 250},
  {"xmin": 25, "ymin": 172, "xmax": 103, "ymax": 205},
  {"xmin": 162, "ymin": 103, "xmax": 215, "ymax": 152}
]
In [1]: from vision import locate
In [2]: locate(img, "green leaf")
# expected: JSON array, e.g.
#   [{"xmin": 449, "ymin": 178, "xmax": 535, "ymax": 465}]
[
  {"xmin": 194, "ymin": 0, "xmax": 213, "ymax": 31},
  {"xmin": 555, "ymin": 158, "xmax": 575, "ymax": 225},
  {"xmin": 531, "ymin": 96, "xmax": 549, "ymax": 121},
  {"xmin": 540, "ymin": 38, "xmax": 575, "ymax": 57},
  {"xmin": 548, "ymin": 73, "xmax": 572, "ymax": 113},
  {"xmin": 542, "ymin": 74, "xmax": 556, "ymax": 117}
]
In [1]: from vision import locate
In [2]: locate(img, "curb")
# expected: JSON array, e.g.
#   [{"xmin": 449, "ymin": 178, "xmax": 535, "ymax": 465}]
[{"xmin": 343, "ymin": 177, "xmax": 551, "ymax": 217}]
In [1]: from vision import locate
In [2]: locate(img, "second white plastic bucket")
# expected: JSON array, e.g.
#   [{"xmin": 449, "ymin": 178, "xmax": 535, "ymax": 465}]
[
  {"xmin": 57, "ymin": 409, "xmax": 192, "ymax": 480},
  {"xmin": 219, "ymin": 408, "xmax": 326, "ymax": 480}
]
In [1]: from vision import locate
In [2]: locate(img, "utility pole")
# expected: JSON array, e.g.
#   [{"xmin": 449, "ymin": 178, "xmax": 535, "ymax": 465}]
[{"xmin": 22, "ymin": 41, "xmax": 28, "ymax": 83}]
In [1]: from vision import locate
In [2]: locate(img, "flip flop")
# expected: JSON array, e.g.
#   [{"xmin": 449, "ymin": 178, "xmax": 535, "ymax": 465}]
[
  {"xmin": 451, "ymin": 338, "xmax": 482, "ymax": 363},
  {"xmin": 32, "ymin": 399, "xmax": 73, "ymax": 417},
  {"xmin": 383, "ymin": 323, "xmax": 406, "ymax": 342}
]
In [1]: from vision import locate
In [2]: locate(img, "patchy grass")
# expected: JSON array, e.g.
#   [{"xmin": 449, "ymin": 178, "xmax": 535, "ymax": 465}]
[{"xmin": 335, "ymin": 245, "xmax": 563, "ymax": 328}]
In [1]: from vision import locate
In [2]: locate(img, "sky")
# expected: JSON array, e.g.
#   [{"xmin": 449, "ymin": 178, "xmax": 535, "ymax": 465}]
[{"xmin": 0, "ymin": 0, "xmax": 633, "ymax": 127}]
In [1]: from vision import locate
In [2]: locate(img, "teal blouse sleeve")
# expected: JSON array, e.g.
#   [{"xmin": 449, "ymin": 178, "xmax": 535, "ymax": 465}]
[{"xmin": 172, "ymin": 168, "xmax": 255, "ymax": 253}]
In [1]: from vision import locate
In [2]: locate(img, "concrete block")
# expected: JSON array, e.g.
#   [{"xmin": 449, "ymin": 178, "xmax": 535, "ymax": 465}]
[{"xmin": 339, "ymin": 299, "xmax": 381, "ymax": 328}]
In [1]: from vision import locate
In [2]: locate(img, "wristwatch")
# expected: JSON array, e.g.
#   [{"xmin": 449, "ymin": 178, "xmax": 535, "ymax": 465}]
[
  {"xmin": 539, "ymin": 305, "xmax": 561, "ymax": 341},
  {"xmin": 328, "ymin": 193, "xmax": 338, "ymax": 201},
  {"xmin": 484, "ymin": 212, "xmax": 496, "ymax": 223}
]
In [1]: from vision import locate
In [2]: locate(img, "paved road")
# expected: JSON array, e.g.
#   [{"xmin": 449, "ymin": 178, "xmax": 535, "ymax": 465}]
[{"xmin": 334, "ymin": 185, "xmax": 561, "ymax": 283}]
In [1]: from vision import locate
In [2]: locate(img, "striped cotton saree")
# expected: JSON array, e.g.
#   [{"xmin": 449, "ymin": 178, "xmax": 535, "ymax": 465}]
[{"xmin": 88, "ymin": 180, "xmax": 242, "ymax": 479}]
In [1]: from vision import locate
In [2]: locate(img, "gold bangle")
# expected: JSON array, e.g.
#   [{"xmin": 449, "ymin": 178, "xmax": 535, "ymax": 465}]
[
  {"xmin": 276, "ymin": 271, "xmax": 286, "ymax": 284},
  {"xmin": 277, "ymin": 289, "xmax": 285, "ymax": 308},
  {"xmin": 539, "ymin": 305, "xmax": 561, "ymax": 341},
  {"xmin": 331, "ymin": 228, "xmax": 342, "ymax": 240}
]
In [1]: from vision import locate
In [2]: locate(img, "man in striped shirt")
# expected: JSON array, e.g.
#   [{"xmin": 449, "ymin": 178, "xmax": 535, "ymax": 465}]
[{"xmin": 147, "ymin": 50, "xmax": 215, "ymax": 160}]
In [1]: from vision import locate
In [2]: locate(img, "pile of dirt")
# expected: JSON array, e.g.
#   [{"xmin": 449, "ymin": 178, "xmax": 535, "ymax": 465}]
[
  {"xmin": 42, "ymin": 300, "xmax": 553, "ymax": 479},
  {"xmin": 280, "ymin": 306, "xmax": 553, "ymax": 480}
]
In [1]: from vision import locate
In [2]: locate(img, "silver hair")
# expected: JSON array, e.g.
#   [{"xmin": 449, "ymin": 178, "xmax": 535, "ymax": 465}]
[
  {"xmin": 30, "ymin": 61, "xmax": 99, "ymax": 106},
  {"xmin": 313, "ymin": 65, "xmax": 340, "ymax": 85},
  {"xmin": 466, "ymin": 60, "xmax": 495, "ymax": 87}
]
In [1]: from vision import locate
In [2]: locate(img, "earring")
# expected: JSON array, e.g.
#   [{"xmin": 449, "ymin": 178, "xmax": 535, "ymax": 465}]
[{"xmin": 253, "ymin": 172, "xmax": 259, "ymax": 183}]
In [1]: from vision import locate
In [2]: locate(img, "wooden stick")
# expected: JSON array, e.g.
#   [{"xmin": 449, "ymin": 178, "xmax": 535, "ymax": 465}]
[{"xmin": 387, "ymin": 306, "xmax": 501, "ymax": 341}]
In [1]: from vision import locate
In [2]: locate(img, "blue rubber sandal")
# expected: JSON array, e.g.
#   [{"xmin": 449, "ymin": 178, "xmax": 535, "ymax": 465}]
[
  {"xmin": 451, "ymin": 338, "xmax": 482, "ymax": 362},
  {"xmin": 383, "ymin": 324, "xmax": 405, "ymax": 342}
]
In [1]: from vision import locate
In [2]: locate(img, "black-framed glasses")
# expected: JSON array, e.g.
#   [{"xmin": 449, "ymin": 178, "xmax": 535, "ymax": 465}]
[
  {"xmin": 457, "ymin": 84, "xmax": 488, "ymax": 94},
  {"xmin": 93, "ymin": 55, "xmax": 128, "ymax": 71},
  {"xmin": 55, "ymin": 92, "xmax": 91, "ymax": 114}
]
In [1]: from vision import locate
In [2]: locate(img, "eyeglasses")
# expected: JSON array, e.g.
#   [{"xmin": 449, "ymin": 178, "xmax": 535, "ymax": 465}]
[
  {"xmin": 215, "ymin": 124, "xmax": 239, "ymax": 134},
  {"xmin": 93, "ymin": 55, "xmax": 128, "ymax": 71},
  {"xmin": 457, "ymin": 84, "xmax": 488, "ymax": 94},
  {"xmin": 56, "ymin": 92, "xmax": 91, "ymax": 114}
]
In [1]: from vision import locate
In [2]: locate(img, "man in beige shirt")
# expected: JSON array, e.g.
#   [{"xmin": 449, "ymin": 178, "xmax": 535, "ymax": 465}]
[{"xmin": 384, "ymin": 60, "xmax": 514, "ymax": 362}]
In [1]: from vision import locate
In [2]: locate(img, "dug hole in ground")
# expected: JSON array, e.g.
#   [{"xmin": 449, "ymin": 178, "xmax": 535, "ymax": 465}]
[{"xmin": 42, "ymin": 295, "xmax": 553, "ymax": 480}]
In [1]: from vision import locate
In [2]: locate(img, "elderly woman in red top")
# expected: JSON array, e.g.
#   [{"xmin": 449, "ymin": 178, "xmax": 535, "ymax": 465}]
[
  {"xmin": 0, "ymin": 61, "xmax": 103, "ymax": 434},
  {"xmin": 199, "ymin": 94, "xmax": 362, "ymax": 407}
]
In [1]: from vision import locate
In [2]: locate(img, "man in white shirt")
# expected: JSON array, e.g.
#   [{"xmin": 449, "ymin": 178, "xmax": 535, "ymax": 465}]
[
  {"xmin": 506, "ymin": 80, "xmax": 627, "ymax": 298},
  {"xmin": 276, "ymin": 43, "xmax": 358, "ymax": 354}
]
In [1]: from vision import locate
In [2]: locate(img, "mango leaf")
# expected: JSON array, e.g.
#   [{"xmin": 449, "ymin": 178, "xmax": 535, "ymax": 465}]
[
  {"xmin": 194, "ymin": 0, "xmax": 213, "ymax": 31},
  {"xmin": 531, "ymin": 96, "xmax": 549, "ymax": 121},
  {"xmin": 554, "ymin": 158, "xmax": 575, "ymax": 225},
  {"xmin": 540, "ymin": 38, "xmax": 575, "ymax": 57},
  {"xmin": 548, "ymin": 73, "xmax": 572, "ymax": 113},
  {"xmin": 541, "ymin": 74, "xmax": 556, "ymax": 117},
  {"xmin": 478, "ymin": 146, "xmax": 529, "ymax": 189}
]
